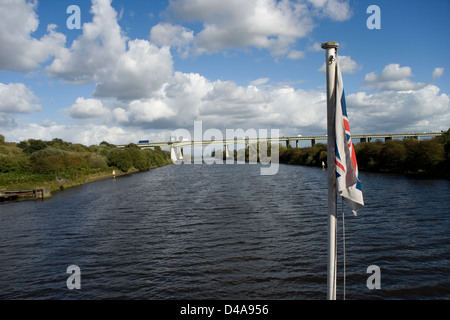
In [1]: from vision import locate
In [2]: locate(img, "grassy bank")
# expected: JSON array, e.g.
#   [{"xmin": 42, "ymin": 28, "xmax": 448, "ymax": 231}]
[{"xmin": 0, "ymin": 135, "xmax": 172, "ymax": 193}]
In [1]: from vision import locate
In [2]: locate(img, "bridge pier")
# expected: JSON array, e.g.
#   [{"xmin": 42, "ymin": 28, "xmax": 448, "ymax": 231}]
[
  {"xmin": 224, "ymin": 144, "xmax": 231, "ymax": 160},
  {"xmin": 170, "ymin": 146, "xmax": 176, "ymax": 162},
  {"xmin": 296, "ymin": 140, "xmax": 299, "ymax": 148},
  {"xmin": 311, "ymin": 139, "xmax": 316, "ymax": 147},
  {"xmin": 170, "ymin": 146, "xmax": 184, "ymax": 162},
  {"xmin": 385, "ymin": 137, "xmax": 392, "ymax": 142}
]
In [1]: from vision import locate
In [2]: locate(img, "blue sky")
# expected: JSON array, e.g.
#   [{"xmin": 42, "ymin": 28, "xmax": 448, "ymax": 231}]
[{"xmin": 0, "ymin": 0, "xmax": 449, "ymax": 145}]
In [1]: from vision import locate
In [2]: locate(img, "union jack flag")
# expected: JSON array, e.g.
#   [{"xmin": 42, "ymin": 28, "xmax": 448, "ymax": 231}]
[{"xmin": 335, "ymin": 58, "xmax": 364, "ymax": 215}]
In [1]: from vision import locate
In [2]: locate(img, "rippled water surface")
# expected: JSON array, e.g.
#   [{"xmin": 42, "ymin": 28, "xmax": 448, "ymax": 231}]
[{"xmin": 0, "ymin": 163, "xmax": 449, "ymax": 299}]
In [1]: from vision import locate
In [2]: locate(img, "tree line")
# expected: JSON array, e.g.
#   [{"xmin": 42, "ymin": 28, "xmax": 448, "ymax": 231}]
[
  {"xmin": 0, "ymin": 135, "xmax": 171, "ymax": 190},
  {"xmin": 279, "ymin": 129, "xmax": 450, "ymax": 178}
]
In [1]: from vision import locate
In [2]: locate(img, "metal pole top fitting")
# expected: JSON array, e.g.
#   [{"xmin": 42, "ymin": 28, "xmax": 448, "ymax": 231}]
[{"xmin": 321, "ymin": 41, "xmax": 339, "ymax": 50}]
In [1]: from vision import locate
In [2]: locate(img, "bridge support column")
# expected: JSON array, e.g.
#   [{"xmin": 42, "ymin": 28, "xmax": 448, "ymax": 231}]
[
  {"xmin": 170, "ymin": 146, "xmax": 183, "ymax": 162},
  {"xmin": 286, "ymin": 140, "xmax": 290, "ymax": 147},
  {"xmin": 177, "ymin": 147, "xmax": 184, "ymax": 160},
  {"xmin": 224, "ymin": 144, "xmax": 231, "ymax": 160},
  {"xmin": 385, "ymin": 137, "xmax": 392, "ymax": 142},
  {"xmin": 360, "ymin": 137, "xmax": 367, "ymax": 143},
  {"xmin": 170, "ymin": 146, "xmax": 177, "ymax": 162},
  {"xmin": 311, "ymin": 139, "xmax": 316, "ymax": 147},
  {"xmin": 296, "ymin": 140, "xmax": 299, "ymax": 148}
]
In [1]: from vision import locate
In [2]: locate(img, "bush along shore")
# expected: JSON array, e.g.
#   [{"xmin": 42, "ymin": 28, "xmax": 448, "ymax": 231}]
[
  {"xmin": 278, "ymin": 128, "xmax": 450, "ymax": 179},
  {"xmin": 0, "ymin": 135, "xmax": 172, "ymax": 194}
]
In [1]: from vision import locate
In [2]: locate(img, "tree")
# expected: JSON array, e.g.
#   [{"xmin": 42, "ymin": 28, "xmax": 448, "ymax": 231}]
[
  {"xmin": 125, "ymin": 147, "xmax": 151, "ymax": 171},
  {"xmin": 107, "ymin": 149, "xmax": 132, "ymax": 173},
  {"xmin": 18, "ymin": 139, "xmax": 48, "ymax": 154},
  {"xmin": 380, "ymin": 140, "xmax": 407, "ymax": 172},
  {"xmin": 0, "ymin": 134, "xmax": 5, "ymax": 145},
  {"xmin": 29, "ymin": 148, "xmax": 68, "ymax": 174}
]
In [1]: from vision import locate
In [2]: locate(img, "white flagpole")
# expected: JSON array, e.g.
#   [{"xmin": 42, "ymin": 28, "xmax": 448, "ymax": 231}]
[{"xmin": 321, "ymin": 41, "xmax": 339, "ymax": 300}]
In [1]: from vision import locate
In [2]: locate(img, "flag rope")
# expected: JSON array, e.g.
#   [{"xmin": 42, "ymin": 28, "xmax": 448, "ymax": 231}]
[{"xmin": 341, "ymin": 197, "xmax": 346, "ymax": 300}]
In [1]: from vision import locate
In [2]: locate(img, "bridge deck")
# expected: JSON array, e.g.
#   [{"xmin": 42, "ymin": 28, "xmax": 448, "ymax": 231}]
[{"xmin": 117, "ymin": 132, "xmax": 442, "ymax": 149}]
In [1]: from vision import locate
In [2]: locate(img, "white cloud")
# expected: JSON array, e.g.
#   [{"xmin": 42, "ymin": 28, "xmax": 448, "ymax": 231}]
[
  {"xmin": 287, "ymin": 50, "xmax": 306, "ymax": 60},
  {"xmin": 431, "ymin": 67, "xmax": 444, "ymax": 82},
  {"xmin": 307, "ymin": 0, "xmax": 352, "ymax": 21},
  {"xmin": 92, "ymin": 40, "xmax": 173, "ymax": 100},
  {"xmin": 250, "ymin": 78, "xmax": 270, "ymax": 86},
  {"xmin": 125, "ymin": 99, "xmax": 176, "ymax": 124},
  {"xmin": 3, "ymin": 122, "xmax": 153, "ymax": 146},
  {"xmin": 308, "ymin": 42, "xmax": 322, "ymax": 52},
  {"xmin": 347, "ymin": 85, "xmax": 450, "ymax": 133},
  {"xmin": 163, "ymin": 0, "xmax": 316, "ymax": 57},
  {"xmin": 66, "ymin": 97, "xmax": 110, "ymax": 119},
  {"xmin": 319, "ymin": 55, "xmax": 362, "ymax": 74},
  {"xmin": 45, "ymin": 0, "xmax": 173, "ymax": 101},
  {"xmin": 363, "ymin": 64, "xmax": 425, "ymax": 91},
  {"xmin": 0, "ymin": 83, "xmax": 41, "ymax": 114},
  {"xmin": 0, "ymin": 0, "xmax": 66, "ymax": 72},
  {"xmin": 150, "ymin": 22, "xmax": 194, "ymax": 57}
]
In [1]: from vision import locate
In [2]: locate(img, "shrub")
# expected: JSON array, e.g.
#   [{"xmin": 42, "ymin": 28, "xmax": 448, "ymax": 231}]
[
  {"xmin": 0, "ymin": 155, "xmax": 30, "ymax": 173},
  {"xmin": 29, "ymin": 148, "xmax": 69, "ymax": 174},
  {"xmin": 17, "ymin": 139, "xmax": 48, "ymax": 154},
  {"xmin": 107, "ymin": 149, "xmax": 132, "ymax": 172},
  {"xmin": 88, "ymin": 153, "xmax": 108, "ymax": 169}
]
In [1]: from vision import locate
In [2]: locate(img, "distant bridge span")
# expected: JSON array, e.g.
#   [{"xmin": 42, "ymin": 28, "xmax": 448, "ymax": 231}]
[{"xmin": 117, "ymin": 132, "xmax": 443, "ymax": 149}]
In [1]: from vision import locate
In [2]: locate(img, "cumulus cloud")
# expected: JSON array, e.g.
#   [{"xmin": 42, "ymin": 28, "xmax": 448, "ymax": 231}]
[
  {"xmin": 0, "ymin": 0, "xmax": 65, "ymax": 72},
  {"xmin": 363, "ymin": 64, "xmax": 425, "ymax": 91},
  {"xmin": 66, "ymin": 97, "xmax": 111, "ymax": 119},
  {"xmin": 161, "ymin": 0, "xmax": 336, "ymax": 57},
  {"xmin": 0, "ymin": 83, "xmax": 41, "ymax": 114},
  {"xmin": 431, "ymin": 67, "xmax": 444, "ymax": 82},
  {"xmin": 319, "ymin": 55, "xmax": 362, "ymax": 74},
  {"xmin": 45, "ymin": 0, "xmax": 173, "ymax": 101},
  {"xmin": 287, "ymin": 50, "xmax": 306, "ymax": 60},
  {"xmin": 3, "ymin": 121, "xmax": 156, "ymax": 146},
  {"xmin": 307, "ymin": 0, "xmax": 352, "ymax": 21},
  {"xmin": 347, "ymin": 85, "xmax": 450, "ymax": 133},
  {"xmin": 308, "ymin": 42, "xmax": 322, "ymax": 52},
  {"xmin": 150, "ymin": 22, "xmax": 194, "ymax": 57}
]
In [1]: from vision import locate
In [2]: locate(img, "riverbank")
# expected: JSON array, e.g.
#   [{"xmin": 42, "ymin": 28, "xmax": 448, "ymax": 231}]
[
  {"xmin": 0, "ymin": 136, "xmax": 173, "ymax": 196},
  {"xmin": 0, "ymin": 169, "xmax": 126, "ymax": 194},
  {"xmin": 0, "ymin": 165, "xmax": 173, "ymax": 196},
  {"xmin": 278, "ymin": 129, "xmax": 450, "ymax": 179}
]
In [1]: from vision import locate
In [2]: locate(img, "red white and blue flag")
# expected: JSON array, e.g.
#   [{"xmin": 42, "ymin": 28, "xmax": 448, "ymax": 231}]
[{"xmin": 335, "ymin": 58, "xmax": 364, "ymax": 215}]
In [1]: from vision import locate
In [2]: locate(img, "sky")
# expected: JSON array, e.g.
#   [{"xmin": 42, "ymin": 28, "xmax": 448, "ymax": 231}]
[{"xmin": 0, "ymin": 0, "xmax": 449, "ymax": 146}]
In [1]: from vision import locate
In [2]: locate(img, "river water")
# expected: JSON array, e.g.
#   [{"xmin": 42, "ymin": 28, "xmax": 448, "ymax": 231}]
[{"xmin": 0, "ymin": 163, "xmax": 449, "ymax": 300}]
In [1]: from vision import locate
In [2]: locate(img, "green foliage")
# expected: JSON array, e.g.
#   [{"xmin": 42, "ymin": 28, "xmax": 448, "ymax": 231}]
[
  {"xmin": 125, "ymin": 147, "xmax": 151, "ymax": 171},
  {"xmin": 0, "ymin": 136, "xmax": 171, "ymax": 191},
  {"xmin": 354, "ymin": 140, "xmax": 384, "ymax": 171},
  {"xmin": 88, "ymin": 153, "xmax": 108, "ymax": 169},
  {"xmin": 17, "ymin": 139, "xmax": 48, "ymax": 154},
  {"xmin": 106, "ymin": 146, "xmax": 171, "ymax": 172},
  {"xmin": 0, "ymin": 134, "xmax": 5, "ymax": 145},
  {"xmin": 29, "ymin": 148, "xmax": 90, "ymax": 174},
  {"xmin": 380, "ymin": 140, "xmax": 407, "ymax": 172},
  {"xmin": 107, "ymin": 149, "xmax": 133, "ymax": 173},
  {"xmin": 279, "ymin": 143, "xmax": 327, "ymax": 168},
  {"xmin": 280, "ymin": 131, "xmax": 450, "ymax": 178},
  {"xmin": 100, "ymin": 141, "xmax": 115, "ymax": 148},
  {"xmin": 0, "ymin": 155, "xmax": 30, "ymax": 173}
]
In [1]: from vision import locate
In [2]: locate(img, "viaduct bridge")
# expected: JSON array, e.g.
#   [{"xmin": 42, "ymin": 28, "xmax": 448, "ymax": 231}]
[{"xmin": 117, "ymin": 132, "xmax": 442, "ymax": 162}]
